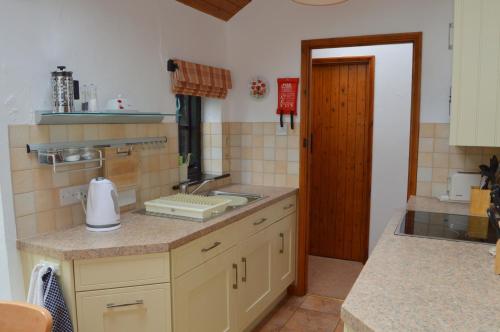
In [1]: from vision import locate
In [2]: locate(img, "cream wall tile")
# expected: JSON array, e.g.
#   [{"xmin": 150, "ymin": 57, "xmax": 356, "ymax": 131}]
[
  {"xmin": 10, "ymin": 148, "xmax": 32, "ymax": 171},
  {"xmin": 241, "ymin": 148, "xmax": 252, "ymax": 159},
  {"xmin": 71, "ymin": 204, "xmax": 85, "ymax": 226},
  {"xmin": 252, "ymin": 172, "xmax": 263, "ymax": 185},
  {"xmin": 35, "ymin": 190, "xmax": 57, "ymax": 212},
  {"xmin": 252, "ymin": 135, "xmax": 264, "ymax": 147},
  {"xmin": 55, "ymin": 207, "xmax": 72, "ymax": 230},
  {"xmin": 230, "ymin": 123, "xmax": 241, "ymax": 135},
  {"xmin": 9, "ymin": 125, "xmax": 29, "ymax": 148},
  {"xmin": 448, "ymin": 145, "xmax": 465, "ymax": 154},
  {"xmin": 432, "ymin": 168, "xmax": 449, "ymax": 183},
  {"xmin": 29, "ymin": 125, "xmax": 50, "ymax": 144},
  {"xmin": 252, "ymin": 148, "xmax": 264, "ymax": 160},
  {"xmin": 252, "ymin": 123, "xmax": 264, "ymax": 135},
  {"xmin": 263, "ymin": 161, "xmax": 275, "ymax": 173},
  {"xmin": 465, "ymin": 154, "xmax": 482, "ymax": 171},
  {"xmin": 230, "ymin": 135, "xmax": 241, "ymax": 147},
  {"xmin": 431, "ymin": 183, "xmax": 447, "ymax": 197},
  {"xmin": 211, "ymin": 123, "xmax": 222, "ymax": 135},
  {"xmin": 287, "ymin": 136, "xmax": 299, "ymax": 149},
  {"xmin": 230, "ymin": 147, "xmax": 241, "ymax": 159},
  {"xmin": 286, "ymin": 175, "xmax": 299, "ymax": 187},
  {"xmin": 275, "ymin": 149, "xmax": 287, "ymax": 161},
  {"xmin": 418, "ymin": 153, "xmax": 433, "ymax": 167},
  {"xmin": 49, "ymin": 125, "xmax": 68, "ymax": 143},
  {"xmin": 419, "ymin": 138, "xmax": 434, "ymax": 153},
  {"xmin": 275, "ymin": 174, "xmax": 286, "ymax": 186},
  {"xmin": 16, "ymin": 214, "xmax": 37, "ymax": 239},
  {"xmin": 449, "ymin": 154, "xmax": 466, "ymax": 169},
  {"xmin": 417, "ymin": 167, "xmax": 432, "ymax": 182},
  {"xmin": 33, "ymin": 168, "xmax": 53, "ymax": 190},
  {"xmin": 287, "ymin": 162, "xmax": 299, "ymax": 175},
  {"xmin": 14, "ymin": 192, "xmax": 35, "ymax": 217},
  {"xmin": 241, "ymin": 135, "xmax": 252, "ymax": 147},
  {"xmin": 264, "ymin": 148, "xmax": 275, "ymax": 161},
  {"xmin": 433, "ymin": 138, "xmax": 449, "ymax": 153},
  {"xmin": 67, "ymin": 125, "xmax": 83, "ymax": 141},
  {"xmin": 230, "ymin": 159, "xmax": 241, "ymax": 171},
  {"xmin": 264, "ymin": 135, "xmax": 275, "ymax": 148},
  {"xmin": 275, "ymin": 161, "xmax": 287, "ymax": 174},
  {"xmin": 416, "ymin": 182, "xmax": 432, "ymax": 196},
  {"xmin": 263, "ymin": 123, "xmax": 275, "ymax": 135},
  {"xmin": 432, "ymin": 153, "xmax": 449, "ymax": 168},
  {"xmin": 12, "ymin": 170, "xmax": 34, "ymax": 194},
  {"xmin": 212, "ymin": 148, "xmax": 223, "ymax": 159},
  {"xmin": 83, "ymin": 124, "xmax": 99, "ymax": 141},
  {"xmin": 37, "ymin": 210, "xmax": 56, "ymax": 234},
  {"xmin": 241, "ymin": 160, "xmax": 252, "ymax": 172},
  {"xmin": 241, "ymin": 123, "xmax": 252, "ymax": 134},
  {"xmin": 419, "ymin": 123, "xmax": 434, "ymax": 138},
  {"xmin": 434, "ymin": 124, "xmax": 449, "ymax": 138},
  {"xmin": 263, "ymin": 173, "xmax": 274, "ymax": 185},
  {"xmin": 241, "ymin": 172, "xmax": 252, "ymax": 184},
  {"xmin": 287, "ymin": 149, "xmax": 299, "ymax": 162},
  {"xmin": 212, "ymin": 135, "xmax": 223, "ymax": 148},
  {"xmin": 252, "ymin": 160, "xmax": 263, "ymax": 173},
  {"xmin": 276, "ymin": 136, "xmax": 287, "ymax": 149}
]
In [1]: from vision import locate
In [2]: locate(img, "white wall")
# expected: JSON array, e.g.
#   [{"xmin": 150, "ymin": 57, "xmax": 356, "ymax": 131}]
[
  {"xmin": 0, "ymin": 186, "xmax": 14, "ymax": 300},
  {"xmin": 225, "ymin": 0, "xmax": 453, "ymax": 123},
  {"xmin": 0, "ymin": 0, "xmax": 227, "ymax": 300},
  {"xmin": 313, "ymin": 44, "xmax": 413, "ymax": 252}
]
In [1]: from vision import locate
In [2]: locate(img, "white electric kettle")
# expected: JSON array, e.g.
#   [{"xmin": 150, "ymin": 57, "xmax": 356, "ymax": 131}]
[{"xmin": 85, "ymin": 177, "xmax": 121, "ymax": 232}]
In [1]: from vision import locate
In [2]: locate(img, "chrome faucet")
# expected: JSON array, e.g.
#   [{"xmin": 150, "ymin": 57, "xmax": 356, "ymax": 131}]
[{"xmin": 179, "ymin": 179, "xmax": 215, "ymax": 195}]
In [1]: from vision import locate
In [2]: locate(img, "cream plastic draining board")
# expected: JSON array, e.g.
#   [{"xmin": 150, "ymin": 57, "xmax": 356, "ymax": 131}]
[
  {"xmin": 144, "ymin": 194, "xmax": 231, "ymax": 220},
  {"xmin": 74, "ymin": 253, "xmax": 170, "ymax": 292},
  {"xmin": 76, "ymin": 283, "xmax": 171, "ymax": 332},
  {"xmin": 450, "ymin": 0, "xmax": 500, "ymax": 146}
]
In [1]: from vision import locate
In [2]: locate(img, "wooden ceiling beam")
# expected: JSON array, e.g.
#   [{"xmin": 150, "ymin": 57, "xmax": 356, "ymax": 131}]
[{"xmin": 176, "ymin": 0, "xmax": 251, "ymax": 21}]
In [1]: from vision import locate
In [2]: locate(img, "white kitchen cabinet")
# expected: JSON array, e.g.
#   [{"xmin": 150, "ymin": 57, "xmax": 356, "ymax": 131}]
[
  {"xmin": 172, "ymin": 247, "xmax": 239, "ymax": 332},
  {"xmin": 450, "ymin": 0, "xmax": 500, "ymax": 146},
  {"xmin": 237, "ymin": 229, "xmax": 273, "ymax": 330},
  {"xmin": 76, "ymin": 283, "xmax": 171, "ymax": 332},
  {"xmin": 270, "ymin": 213, "xmax": 296, "ymax": 294}
]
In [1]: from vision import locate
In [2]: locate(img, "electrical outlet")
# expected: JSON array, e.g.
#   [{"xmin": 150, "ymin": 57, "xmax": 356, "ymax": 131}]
[{"xmin": 59, "ymin": 184, "xmax": 89, "ymax": 207}]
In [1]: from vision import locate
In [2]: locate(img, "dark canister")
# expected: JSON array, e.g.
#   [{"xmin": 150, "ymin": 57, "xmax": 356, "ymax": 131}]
[{"xmin": 51, "ymin": 66, "xmax": 74, "ymax": 113}]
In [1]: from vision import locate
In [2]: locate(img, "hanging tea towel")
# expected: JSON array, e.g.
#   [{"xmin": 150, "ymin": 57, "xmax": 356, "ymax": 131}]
[{"xmin": 42, "ymin": 268, "xmax": 74, "ymax": 332}]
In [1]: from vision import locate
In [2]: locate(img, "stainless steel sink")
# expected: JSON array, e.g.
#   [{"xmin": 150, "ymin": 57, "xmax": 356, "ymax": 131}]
[{"xmin": 137, "ymin": 191, "xmax": 265, "ymax": 222}]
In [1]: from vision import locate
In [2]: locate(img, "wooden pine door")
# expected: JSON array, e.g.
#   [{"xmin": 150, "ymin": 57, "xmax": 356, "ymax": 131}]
[{"xmin": 308, "ymin": 57, "xmax": 374, "ymax": 262}]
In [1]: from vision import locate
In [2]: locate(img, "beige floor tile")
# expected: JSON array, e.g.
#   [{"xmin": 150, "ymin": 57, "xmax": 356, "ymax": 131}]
[
  {"xmin": 300, "ymin": 295, "xmax": 342, "ymax": 316},
  {"xmin": 308, "ymin": 256, "xmax": 363, "ymax": 300},
  {"xmin": 281, "ymin": 308, "xmax": 339, "ymax": 332}
]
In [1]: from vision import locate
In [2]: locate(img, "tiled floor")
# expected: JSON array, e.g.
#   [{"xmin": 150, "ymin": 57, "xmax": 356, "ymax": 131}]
[{"xmin": 254, "ymin": 256, "xmax": 363, "ymax": 332}]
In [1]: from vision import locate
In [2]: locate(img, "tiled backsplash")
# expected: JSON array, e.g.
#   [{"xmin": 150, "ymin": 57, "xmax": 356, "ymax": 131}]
[
  {"xmin": 417, "ymin": 123, "xmax": 500, "ymax": 198},
  {"xmin": 8, "ymin": 121, "xmax": 297, "ymax": 240},
  {"xmin": 227, "ymin": 122, "xmax": 300, "ymax": 187},
  {"xmin": 9, "ymin": 123, "xmax": 179, "ymax": 239}
]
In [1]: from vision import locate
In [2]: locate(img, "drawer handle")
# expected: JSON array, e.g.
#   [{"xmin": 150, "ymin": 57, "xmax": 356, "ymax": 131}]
[
  {"xmin": 283, "ymin": 204, "xmax": 294, "ymax": 210},
  {"xmin": 279, "ymin": 233, "xmax": 285, "ymax": 254},
  {"xmin": 242, "ymin": 257, "xmax": 247, "ymax": 282},
  {"xmin": 253, "ymin": 218, "xmax": 267, "ymax": 226},
  {"xmin": 233, "ymin": 264, "xmax": 238, "ymax": 289},
  {"xmin": 106, "ymin": 300, "xmax": 143, "ymax": 309},
  {"xmin": 201, "ymin": 241, "xmax": 221, "ymax": 253}
]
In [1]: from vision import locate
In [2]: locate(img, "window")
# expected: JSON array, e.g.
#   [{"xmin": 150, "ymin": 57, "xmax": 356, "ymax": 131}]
[{"xmin": 177, "ymin": 95, "xmax": 202, "ymax": 181}]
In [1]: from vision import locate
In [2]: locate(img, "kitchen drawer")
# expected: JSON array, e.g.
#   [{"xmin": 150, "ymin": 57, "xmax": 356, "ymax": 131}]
[
  {"xmin": 76, "ymin": 283, "xmax": 171, "ymax": 332},
  {"xmin": 171, "ymin": 222, "xmax": 239, "ymax": 278},
  {"xmin": 239, "ymin": 195, "xmax": 296, "ymax": 238},
  {"xmin": 74, "ymin": 253, "xmax": 170, "ymax": 292}
]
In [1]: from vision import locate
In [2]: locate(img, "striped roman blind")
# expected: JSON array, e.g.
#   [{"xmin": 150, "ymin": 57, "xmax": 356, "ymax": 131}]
[{"xmin": 170, "ymin": 60, "xmax": 232, "ymax": 99}]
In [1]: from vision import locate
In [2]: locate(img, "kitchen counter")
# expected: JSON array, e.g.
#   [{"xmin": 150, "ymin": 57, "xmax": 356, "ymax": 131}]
[
  {"xmin": 341, "ymin": 196, "xmax": 499, "ymax": 332},
  {"xmin": 17, "ymin": 185, "xmax": 297, "ymax": 260}
]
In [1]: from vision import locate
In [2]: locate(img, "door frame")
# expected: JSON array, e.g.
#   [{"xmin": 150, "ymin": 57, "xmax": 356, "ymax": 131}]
[
  {"xmin": 309, "ymin": 55, "xmax": 375, "ymax": 262},
  {"xmin": 293, "ymin": 32, "xmax": 423, "ymax": 296}
]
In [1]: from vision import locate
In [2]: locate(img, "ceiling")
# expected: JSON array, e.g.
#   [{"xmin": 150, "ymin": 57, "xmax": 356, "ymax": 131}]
[{"xmin": 176, "ymin": 0, "xmax": 252, "ymax": 21}]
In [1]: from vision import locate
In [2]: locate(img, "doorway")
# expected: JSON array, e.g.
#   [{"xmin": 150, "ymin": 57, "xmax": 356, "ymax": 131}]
[
  {"xmin": 294, "ymin": 32, "xmax": 422, "ymax": 296},
  {"xmin": 308, "ymin": 56, "xmax": 374, "ymax": 262}
]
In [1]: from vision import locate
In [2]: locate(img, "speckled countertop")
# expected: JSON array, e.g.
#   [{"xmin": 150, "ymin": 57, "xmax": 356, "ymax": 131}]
[
  {"xmin": 17, "ymin": 185, "xmax": 297, "ymax": 260},
  {"xmin": 342, "ymin": 196, "xmax": 499, "ymax": 332}
]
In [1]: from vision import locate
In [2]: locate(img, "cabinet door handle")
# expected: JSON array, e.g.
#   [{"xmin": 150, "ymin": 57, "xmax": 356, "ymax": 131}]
[
  {"xmin": 283, "ymin": 204, "xmax": 294, "ymax": 210},
  {"xmin": 201, "ymin": 241, "xmax": 221, "ymax": 252},
  {"xmin": 106, "ymin": 300, "xmax": 143, "ymax": 309},
  {"xmin": 242, "ymin": 257, "xmax": 247, "ymax": 282},
  {"xmin": 279, "ymin": 233, "xmax": 285, "ymax": 254},
  {"xmin": 232, "ymin": 264, "xmax": 238, "ymax": 289},
  {"xmin": 253, "ymin": 218, "xmax": 267, "ymax": 226}
]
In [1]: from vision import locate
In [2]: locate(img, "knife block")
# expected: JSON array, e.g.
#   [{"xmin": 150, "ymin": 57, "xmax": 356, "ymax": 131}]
[
  {"xmin": 496, "ymin": 240, "xmax": 500, "ymax": 275},
  {"xmin": 470, "ymin": 187, "xmax": 491, "ymax": 217}
]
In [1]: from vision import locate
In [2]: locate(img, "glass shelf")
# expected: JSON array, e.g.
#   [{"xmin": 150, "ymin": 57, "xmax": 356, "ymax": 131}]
[{"xmin": 35, "ymin": 110, "xmax": 176, "ymax": 125}]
